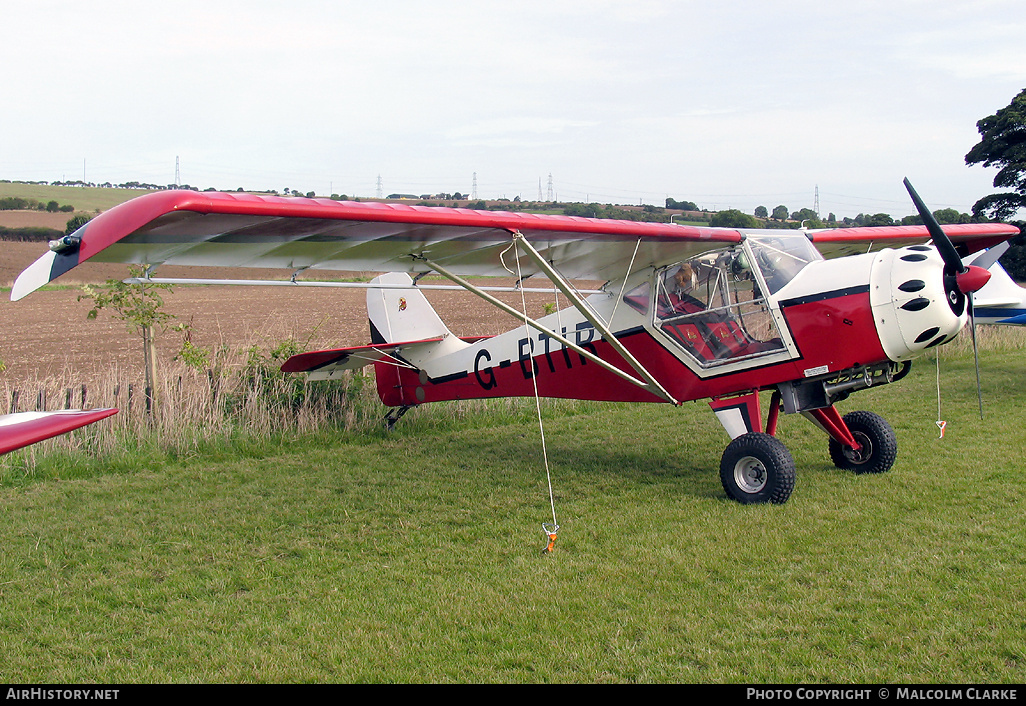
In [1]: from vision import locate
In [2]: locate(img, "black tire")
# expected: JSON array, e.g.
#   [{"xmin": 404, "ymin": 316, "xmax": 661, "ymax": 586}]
[
  {"xmin": 719, "ymin": 432, "xmax": 796, "ymax": 504},
  {"xmin": 828, "ymin": 410, "xmax": 897, "ymax": 474}
]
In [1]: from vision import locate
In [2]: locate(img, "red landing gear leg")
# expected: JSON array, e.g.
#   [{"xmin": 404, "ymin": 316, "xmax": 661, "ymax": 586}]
[
  {"xmin": 804, "ymin": 405, "xmax": 859, "ymax": 451},
  {"xmin": 710, "ymin": 391, "xmax": 796, "ymax": 504},
  {"xmin": 709, "ymin": 389, "xmax": 783, "ymax": 438},
  {"xmin": 805, "ymin": 406, "xmax": 898, "ymax": 475},
  {"xmin": 765, "ymin": 390, "xmax": 782, "ymax": 436}
]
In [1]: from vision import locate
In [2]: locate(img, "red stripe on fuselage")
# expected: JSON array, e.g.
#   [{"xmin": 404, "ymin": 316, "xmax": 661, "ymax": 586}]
[{"xmin": 375, "ymin": 290, "xmax": 888, "ymax": 408}]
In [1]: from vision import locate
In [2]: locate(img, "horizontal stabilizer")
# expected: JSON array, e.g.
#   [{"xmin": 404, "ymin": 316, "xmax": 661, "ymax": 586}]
[
  {"xmin": 280, "ymin": 339, "xmax": 443, "ymax": 379},
  {"xmin": 0, "ymin": 408, "xmax": 118, "ymax": 456}
]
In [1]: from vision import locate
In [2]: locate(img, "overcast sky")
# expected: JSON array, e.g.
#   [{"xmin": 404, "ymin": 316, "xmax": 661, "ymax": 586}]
[{"xmin": 2, "ymin": 1, "xmax": 1024, "ymax": 218}]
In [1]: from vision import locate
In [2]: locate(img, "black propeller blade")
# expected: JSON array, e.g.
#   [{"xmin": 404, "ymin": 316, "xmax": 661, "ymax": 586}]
[
  {"xmin": 904, "ymin": 177, "xmax": 966, "ymax": 275},
  {"xmin": 904, "ymin": 178, "xmax": 969, "ymax": 316},
  {"xmin": 904, "ymin": 177, "xmax": 985, "ymax": 418}
]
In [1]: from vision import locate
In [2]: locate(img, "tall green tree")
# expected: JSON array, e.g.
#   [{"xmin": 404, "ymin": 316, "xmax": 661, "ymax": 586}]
[
  {"xmin": 666, "ymin": 197, "xmax": 699, "ymax": 211},
  {"xmin": 966, "ymin": 88, "xmax": 1026, "ymax": 279},
  {"xmin": 965, "ymin": 88, "xmax": 1026, "ymax": 221},
  {"xmin": 65, "ymin": 213, "xmax": 92, "ymax": 235},
  {"xmin": 709, "ymin": 209, "xmax": 760, "ymax": 228}
]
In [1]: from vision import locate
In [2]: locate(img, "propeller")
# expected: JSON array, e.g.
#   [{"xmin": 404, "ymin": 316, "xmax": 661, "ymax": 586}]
[{"xmin": 904, "ymin": 178, "xmax": 988, "ymax": 418}]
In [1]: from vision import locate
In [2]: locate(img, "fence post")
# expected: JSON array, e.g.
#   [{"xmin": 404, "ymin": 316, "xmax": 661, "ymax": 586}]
[
  {"xmin": 10, "ymin": 389, "xmax": 19, "ymax": 414},
  {"xmin": 207, "ymin": 369, "xmax": 219, "ymax": 405}
]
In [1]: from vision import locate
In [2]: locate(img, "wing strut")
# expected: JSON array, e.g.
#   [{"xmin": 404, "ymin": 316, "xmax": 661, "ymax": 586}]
[
  {"xmin": 420, "ymin": 235, "xmax": 679, "ymax": 405},
  {"xmin": 508, "ymin": 233, "xmax": 679, "ymax": 405}
]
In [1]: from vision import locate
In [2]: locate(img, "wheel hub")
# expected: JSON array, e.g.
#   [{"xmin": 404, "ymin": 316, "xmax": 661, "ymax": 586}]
[
  {"xmin": 734, "ymin": 456, "xmax": 768, "ymax": 493},
  {"xmin": 843, "ymin": 431, "xmax": 872, "ymax": 464}
]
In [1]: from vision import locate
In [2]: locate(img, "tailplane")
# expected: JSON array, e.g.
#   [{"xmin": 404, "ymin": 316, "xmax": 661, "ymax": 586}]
[{"xmin": 281, "ymin": 274, "xmax": 469, "ymax": 403}]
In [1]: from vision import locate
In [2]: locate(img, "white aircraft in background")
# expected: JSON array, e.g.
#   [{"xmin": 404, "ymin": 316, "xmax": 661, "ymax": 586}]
[{"xmin": 966, "ymin": 242, "xmax": 1026, "ymax": 325}]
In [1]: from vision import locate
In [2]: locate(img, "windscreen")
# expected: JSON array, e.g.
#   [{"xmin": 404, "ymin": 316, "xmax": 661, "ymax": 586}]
[{"xmin": 745, "ymin": 233, "xmax": 822, "ymax": 295}]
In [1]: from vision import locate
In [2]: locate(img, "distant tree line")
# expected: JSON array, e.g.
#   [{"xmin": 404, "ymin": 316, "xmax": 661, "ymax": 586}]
[
  {"xmin": 665, "ymin": 197, "xmax": 699, "ymax": 211},
  {"xmin": 1, "ymin": 196, "xmax": 75, "ymax": 212},
  {"xmin": 0, "ymin": 214, "xmax": 92, "ymax": 242},
  {"xmin": 0, "ymin": 225, "xmax": 62, "ymax": 241}
]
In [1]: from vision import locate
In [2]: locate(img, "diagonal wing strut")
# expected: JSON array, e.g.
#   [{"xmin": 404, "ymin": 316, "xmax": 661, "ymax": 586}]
[{"xmin": 421, "ymin": 232, "xmax": 679, "ymax": 405}]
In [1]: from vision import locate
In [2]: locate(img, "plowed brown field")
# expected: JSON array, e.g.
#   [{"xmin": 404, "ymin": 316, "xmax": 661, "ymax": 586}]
[{"xmin": 1, "ymin": 240, "xmax": 566, "ymax": 381}]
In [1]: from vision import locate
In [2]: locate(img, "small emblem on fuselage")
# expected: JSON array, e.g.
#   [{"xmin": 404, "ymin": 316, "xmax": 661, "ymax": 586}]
[{"xmin": 398, "ymin": 297, "xmax": 407, "ymax": 312}]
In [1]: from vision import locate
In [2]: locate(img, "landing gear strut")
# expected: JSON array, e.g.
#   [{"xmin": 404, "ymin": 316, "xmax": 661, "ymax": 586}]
[
  {"xmin": 383, "ymin": 405, "xmax": 413, "ymax": 431},
  {"xmin": 827, "ymin": 410, "xmax": 897, "ymax": 474}
]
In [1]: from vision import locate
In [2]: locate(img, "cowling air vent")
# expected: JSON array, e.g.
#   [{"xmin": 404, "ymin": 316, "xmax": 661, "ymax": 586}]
[{"xmin": 900, "ymin": 297, "xmax": 931, "ymax": 312}]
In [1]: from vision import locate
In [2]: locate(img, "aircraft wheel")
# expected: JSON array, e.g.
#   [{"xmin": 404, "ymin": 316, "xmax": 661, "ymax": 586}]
[
  {"xmin": 719, "ymin": 432, "xmax": 796, "ymax": 504},
  {"xmin": 828, "ymin": 410, "xmax": 897, "ymax": 475}
]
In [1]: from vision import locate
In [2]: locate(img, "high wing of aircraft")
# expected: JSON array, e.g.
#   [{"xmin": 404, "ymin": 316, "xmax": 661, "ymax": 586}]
[
  {"xmin": 0, "ymin": 408, "xmax": 118, "ymax": 456},
  {"xmin": 12, "ymin": 180, "xmax": 1019, "ymax": 504}
]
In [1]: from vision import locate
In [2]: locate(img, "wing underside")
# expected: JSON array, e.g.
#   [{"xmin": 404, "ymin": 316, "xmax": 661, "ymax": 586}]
[
  {"xmin": 12, "ymin": 191, "xmax": 742, "ymax": 300},
  {"xmin": 11, "ymin": 190, "xmax": 1019, "ymax": 301},
  {"xmin": 807, "ymin": 223, "xmax": 1017, "ymax": 258}
]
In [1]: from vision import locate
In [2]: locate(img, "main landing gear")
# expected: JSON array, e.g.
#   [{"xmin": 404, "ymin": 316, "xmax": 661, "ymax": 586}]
[
  {"xmin": 710, "ymin": 393, "xmax": 897, "ymax": 504},
  {"xmin": 720, "ymin": 432, "xmax": 796, "ymax": 504}
]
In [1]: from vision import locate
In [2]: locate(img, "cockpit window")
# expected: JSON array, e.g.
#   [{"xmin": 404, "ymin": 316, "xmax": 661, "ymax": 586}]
[
  {"xmin": 746, "ymin": 234, "xmax": 821, "ymax": 294},
  {"xmin": 622, "ymin": 280, "xmax": 650, "ymax": 315},
  {"xmin": 655, "ymin": 247, "xmax": 786, "ymax": 367}
]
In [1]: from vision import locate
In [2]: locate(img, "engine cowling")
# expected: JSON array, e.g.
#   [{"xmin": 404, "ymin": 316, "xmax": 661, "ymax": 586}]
[{"xmin": 870, "ymin": 245, "xmax": 969, "ymax": 361}]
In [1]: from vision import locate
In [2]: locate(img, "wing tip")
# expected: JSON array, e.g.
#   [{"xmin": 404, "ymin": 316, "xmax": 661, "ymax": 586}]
[{"xmin": 10, "ymin": 251, "xmax": 57, "ymax": 302}]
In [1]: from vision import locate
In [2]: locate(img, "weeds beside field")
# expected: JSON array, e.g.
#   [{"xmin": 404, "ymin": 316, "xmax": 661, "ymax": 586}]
[
  {"xmin": 0, "ymin": 335, "xmax": 557, "ymax": 486},
  {"xmin": 0, "ymin": 330, "xmax": 1025, "ymax": 682},
  {"xmin": 0, "ymin": 347, "xmax": 382, "ymax": 485}
]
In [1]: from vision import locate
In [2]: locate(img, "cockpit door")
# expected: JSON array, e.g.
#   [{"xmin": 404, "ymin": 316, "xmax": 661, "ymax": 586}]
[{"xmin": 640, "ymin": 237, "xmax": 808, "ymax": 375}]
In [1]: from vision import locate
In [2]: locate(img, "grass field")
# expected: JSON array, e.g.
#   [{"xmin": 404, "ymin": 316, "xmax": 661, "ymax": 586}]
[
  {"xmin": 0, "ymin": 336, "xmax": 1024, "ymax": 683},
  {"xmin": 0, "ymin": 182, "xmax": 152, "ymax": 214}
]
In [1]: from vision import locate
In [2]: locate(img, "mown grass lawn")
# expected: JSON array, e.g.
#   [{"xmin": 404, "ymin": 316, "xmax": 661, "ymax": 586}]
[{"xmin": 1, "ymin": 346, "xmax": 1024, "ymax": 683}]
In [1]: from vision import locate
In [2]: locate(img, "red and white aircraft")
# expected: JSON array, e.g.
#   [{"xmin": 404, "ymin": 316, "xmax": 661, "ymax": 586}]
[{"xmin": 12, "ymin": 180, "xmax": 1018, "ymax": 503}]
